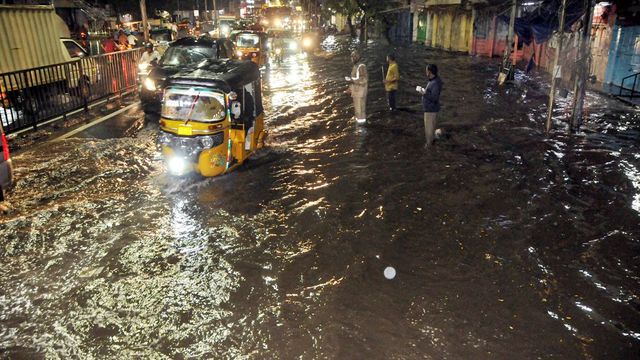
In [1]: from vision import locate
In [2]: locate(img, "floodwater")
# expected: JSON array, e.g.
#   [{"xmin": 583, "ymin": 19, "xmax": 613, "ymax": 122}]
[{"xmin": 1, "ymin": 37, "xmax": 640, "ymax": 359}]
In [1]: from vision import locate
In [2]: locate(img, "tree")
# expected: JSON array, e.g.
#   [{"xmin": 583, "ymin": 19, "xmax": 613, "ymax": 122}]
[
  {"xmin": 324, "ymin": 0, "xmax": 359, "ymax": 37},
  {"xmin": 353, "ymin": 0, "xmax": 390, "ymax": 42}
]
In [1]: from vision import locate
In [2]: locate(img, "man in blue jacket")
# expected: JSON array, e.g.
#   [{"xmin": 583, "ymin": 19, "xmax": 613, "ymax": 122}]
[{"xmin": 416, "ymin": 64, "xmax": 443, "ymax": 148}]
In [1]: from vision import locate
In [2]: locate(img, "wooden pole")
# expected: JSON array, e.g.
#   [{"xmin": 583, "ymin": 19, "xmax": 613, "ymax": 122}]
[
  {"xmin": 570, "ymin": 0, "xmax": 594, "ymax": 132},
  {"xmin": 140, "ymin": 0, "xmax": 149, "ymax": 42},
  {"xmin": 489, "ymin": 15, "xmax": 497, "ymax": 57},
  {"xmin": 498, "ymin": 0, "xmax": 517, "ymax": 82},
  {"xmin": 507, "ymin": 0, "xmax": 516, "ymax": 47},
  {"xmin": 545, "ymin": 0, "xmax": 568, "ymax": 133},
  {"xmin": 213, "ymin": 0, "xmax": 218, "ymax": 29}
]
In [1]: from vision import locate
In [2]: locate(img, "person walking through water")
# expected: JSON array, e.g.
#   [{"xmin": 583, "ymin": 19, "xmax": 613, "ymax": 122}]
[
  {"xmin": 417, "ymin": 64, "xmax": 443, "ymax": 148},
  {"xmin": 345, "ymin": 51, "xmax": 368, "ymax": 124},
  {"xmin": 384, "ymin": 53, "xmax": 399, "ymax": 111}
]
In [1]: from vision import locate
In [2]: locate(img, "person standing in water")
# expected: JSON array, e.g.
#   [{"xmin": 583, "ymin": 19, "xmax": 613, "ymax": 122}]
[
  {"xmin": 384, "ymin": 53, "xmax": 399, "ymax": 111},
  {"xmin": 345, "ymin": 51, "xmax": 369, "ymax": 124},
  {"xmin": 417, "ymin": 64, "xmax": 443, "ymax": 148}
]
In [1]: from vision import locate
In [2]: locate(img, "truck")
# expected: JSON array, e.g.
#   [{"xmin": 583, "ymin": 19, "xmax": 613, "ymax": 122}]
[{"xmin": 0, "ymin": 5, "xmax": 99, "ymax": 127}]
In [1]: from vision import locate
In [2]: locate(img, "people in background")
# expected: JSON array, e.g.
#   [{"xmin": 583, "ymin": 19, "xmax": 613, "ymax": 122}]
[
  {"xmin": 102, "ymin": 37, "xmax": 117, "ymax": 53},
  {"xmin": 117, "ymin": 30, "xmax": 129, "ymax": 50},
  {"xmin": 127, "ymin": 32, "xmax": 138, "ymax": 48},
  {"xmin": 345, "ymin": 51, "xmax": 368, "ymax": 124},
  {"xmin": 417, "ymin": 64, "xmax": 443, "ymax": 148},
  {"xmin": 384, "ymin": 53, "xmax": 399, "ymax": 111}
]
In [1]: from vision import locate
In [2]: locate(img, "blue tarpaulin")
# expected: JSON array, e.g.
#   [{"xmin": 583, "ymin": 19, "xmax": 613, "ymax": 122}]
[{"xmin": 500, "ymin": 0, "xmax": 586, "ymax": 45}]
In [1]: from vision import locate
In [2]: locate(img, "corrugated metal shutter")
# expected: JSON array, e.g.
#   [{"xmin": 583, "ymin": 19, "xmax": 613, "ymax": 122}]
[{"xmin": 0, "ymin": 5, "xmax": 68, "ymax": 74}]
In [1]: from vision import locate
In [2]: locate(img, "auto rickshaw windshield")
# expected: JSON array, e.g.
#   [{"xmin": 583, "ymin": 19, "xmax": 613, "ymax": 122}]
[
  {"xmin": 161, "ymin": 46, "xmax": 217, "ymax": 66},
  {"xmin": 236, "ymin": 34, "xmax": 260, "ymax": 49},
  {"xmin": 162, "ymin": 88, "xmax": 227, "ymax": 122}
]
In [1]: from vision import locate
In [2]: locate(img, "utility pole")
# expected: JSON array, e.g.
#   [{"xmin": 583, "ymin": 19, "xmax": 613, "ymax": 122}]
[
  {"xmin": 498, "ymin": 0, "xmax": 517, "ymax": 84},
  {"xmin": 570, "ymin": 0, "xmax": 594, "ymax": 132},
  {"xmin": 545, "ymin": 0, "xmax": 568, "ymax": 133},
  {"xmin": 140, "ymin": 0, "xmax": 149, "ymax": 42},
  {"xmin": 213, "ymin": 0, "xmax": 218, "ymax": 28}
]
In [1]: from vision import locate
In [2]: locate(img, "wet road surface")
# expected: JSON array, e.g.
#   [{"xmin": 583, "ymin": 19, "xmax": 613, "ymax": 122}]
[
  {"xmin": 1, "ymin": 37, "xmax": 640, "ymax": 358},
  {"xmin": 70, "ymin": 103, "xmax": 143, "ymax": 140}
]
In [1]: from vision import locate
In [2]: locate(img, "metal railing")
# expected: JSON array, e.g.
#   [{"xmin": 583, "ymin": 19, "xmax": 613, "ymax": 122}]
[
  {"xmin": 0, "ymin": 48, "xmax": 143, "ymax": 134},
  {"xmin": 619, "ymin": 72, "xmax": 640, "ymax": 100}
]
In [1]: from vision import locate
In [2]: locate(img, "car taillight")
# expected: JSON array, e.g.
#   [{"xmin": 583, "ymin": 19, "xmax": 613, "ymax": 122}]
[{"xmin": 1, "ymin": 133, "xmax": 9, "ymax": 161}]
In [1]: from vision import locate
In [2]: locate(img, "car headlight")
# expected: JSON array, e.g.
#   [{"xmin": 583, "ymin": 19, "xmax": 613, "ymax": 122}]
[
  {"xmin": 144, "ymin": 77, "xmax": 156, "ymax": 91},
  {"xmin": 236, "ymin": 50, "xmax": 243, "ymax": 58},
  {"xmin": 200, "ymin": 136, "xmax": 214, "ymax": 149},
  {"xmin": 302, "ymin": 37, "xmax": 313, "ymax": 48},
  {"xmin": 289, "ymin": 42, "xmax": 298, "ymax": 51},
  {"xmin": 138, "ymin": 63, "xmax": 149, "ymax": 71},
  {"xmin": 168, "ymin": 156, "xmax": 187, "ymax": 175}
]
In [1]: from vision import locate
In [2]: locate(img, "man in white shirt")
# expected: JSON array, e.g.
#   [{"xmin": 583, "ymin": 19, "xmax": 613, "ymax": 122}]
[
  {"xmin": 139, "ymin": 43, "xmax": 161, "ymax": 66},
  {"xmin": 127, "ymin": 32, "xmax": 138, "ymax": 47}
]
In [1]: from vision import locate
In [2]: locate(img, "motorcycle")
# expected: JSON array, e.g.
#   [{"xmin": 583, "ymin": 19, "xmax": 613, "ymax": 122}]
[
  {"xmin": 137, "ymin": 60, "xmax": 158, "ymax": 91},
  {"xmin": 272, "ymin": 47, "xmax": 283, "ymax": 65}
]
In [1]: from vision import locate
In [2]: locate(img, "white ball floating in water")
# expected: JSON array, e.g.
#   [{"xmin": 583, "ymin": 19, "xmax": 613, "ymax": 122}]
[{"xmin": 384, "ymin": 266, "xmax": 396, "ymax": 280}]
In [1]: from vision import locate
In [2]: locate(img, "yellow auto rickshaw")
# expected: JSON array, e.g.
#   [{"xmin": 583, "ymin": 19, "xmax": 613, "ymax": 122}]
[
  {"xmin": 158, "ymin": 59, "xmax": 266, "ymax": 177},
  {"xmin": 231, "ymin": 30, "xmax": 268, "ymax": 67}
]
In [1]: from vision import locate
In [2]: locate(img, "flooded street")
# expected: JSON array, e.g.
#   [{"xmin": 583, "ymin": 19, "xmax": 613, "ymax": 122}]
[{"xmin": 1, "ymin": 37, "xmax": 640, "ymax": 358}]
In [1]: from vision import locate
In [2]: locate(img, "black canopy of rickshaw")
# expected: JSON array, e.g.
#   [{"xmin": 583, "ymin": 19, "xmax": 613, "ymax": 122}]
[{"xmin": 165, "ymin": 59, "xmax": 260, "ymax": 94}]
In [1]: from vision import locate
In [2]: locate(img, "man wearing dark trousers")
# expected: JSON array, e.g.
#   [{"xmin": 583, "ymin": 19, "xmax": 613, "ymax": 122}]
[
  {"xmin": 384, "ymin": 54, "xmax": 399, "ymax": 111},
  {"xmin": 417, "ymin": 64, "xmax": 443, "ymax": 148}
]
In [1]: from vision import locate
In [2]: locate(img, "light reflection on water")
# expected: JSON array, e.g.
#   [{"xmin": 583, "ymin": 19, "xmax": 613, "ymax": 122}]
[{"xmin": 0, "ymin": 37, "xmax": 639, "ymax": 358}]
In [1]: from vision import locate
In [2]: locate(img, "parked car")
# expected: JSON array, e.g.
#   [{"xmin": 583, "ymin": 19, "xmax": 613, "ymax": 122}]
[{"xmin": 140, "ymin": 36, "xmax": 237, "ymax": 115}]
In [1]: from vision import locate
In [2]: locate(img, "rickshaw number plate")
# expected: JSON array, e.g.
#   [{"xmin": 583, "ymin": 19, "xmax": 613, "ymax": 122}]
[{"xmin": 178, "ymin": 126, "xmax": 193, "ymax": 136}]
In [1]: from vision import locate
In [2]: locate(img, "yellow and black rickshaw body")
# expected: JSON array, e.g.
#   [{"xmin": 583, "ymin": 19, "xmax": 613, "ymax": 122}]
[
  {"xmin": 231, "ymin": 31, "xmax": 268, "ymax": 67},
  {"xmin": 158, "ymin": 60, "xmax": 266, "ymax": 177}
]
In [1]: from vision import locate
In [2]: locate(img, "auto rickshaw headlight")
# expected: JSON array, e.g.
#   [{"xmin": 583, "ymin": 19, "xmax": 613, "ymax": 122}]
[
  {"xmin": 302, "ymin": 37, "xmax": 313, "ymax": 48},
  {"xmin": 144, "ymin": 78, "xmax": 156, "ymax": 91},
  {"xmin": 168, "ymin": 156, "xmax": 187, "ymax": 175},
  {"xmin": 200, "ymin": 136, "xmax": 214, "ymax": 149}
]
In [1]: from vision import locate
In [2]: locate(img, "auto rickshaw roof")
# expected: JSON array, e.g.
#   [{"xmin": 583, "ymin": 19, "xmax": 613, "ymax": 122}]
[
  {"xmin": 166, "ymin": 59, "xmax": 260, "ymax": 93},
  {"xmin": 171, "ymin": 36, "xmax": 222, "ymax": 47}
]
